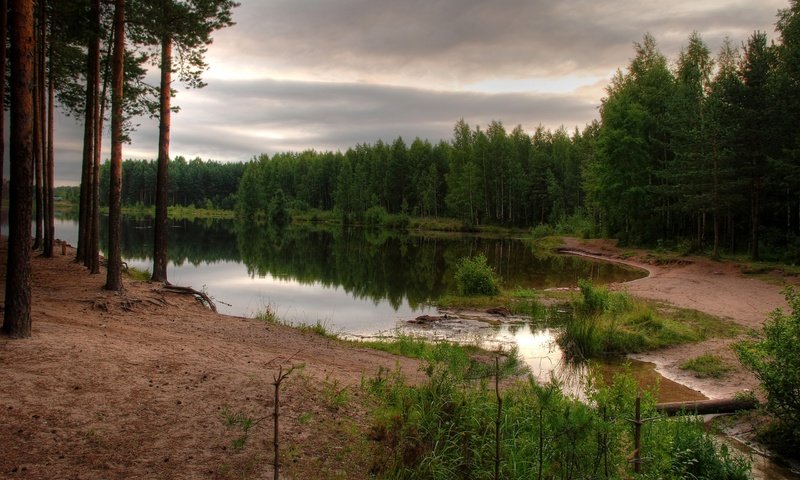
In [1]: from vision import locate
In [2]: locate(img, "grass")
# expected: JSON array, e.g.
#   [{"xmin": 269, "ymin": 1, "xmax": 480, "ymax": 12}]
[
  {"xmin": 125, "ymin": 265, "xmax": 151, "ymax": 281},
  {"xmin": 253, "ymin": 305, "xmax": 338, "ymax": 339},
  {"xmin": 558, "ymin": 280, "xmax": 741, "ymax": 358},
  {"xmin": 365, "ymin": 347, "xmax": 750, "ymax": 479},
  {"xmin": 680, "ymin": 354, "xmax": 734, "ymax": 378},
  {"xmin": 358, "ymin": 333, "xmax": 524, "ymax": 379}
]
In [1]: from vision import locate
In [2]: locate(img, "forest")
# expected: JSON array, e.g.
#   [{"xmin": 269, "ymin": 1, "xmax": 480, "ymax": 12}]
[
  {"xmin": 98, "ymin": 156, "xmax": 244, "ymax": 210},
  {"xmin": 228, "ymin": 9, "xmax": 800, "ymax": 262}
]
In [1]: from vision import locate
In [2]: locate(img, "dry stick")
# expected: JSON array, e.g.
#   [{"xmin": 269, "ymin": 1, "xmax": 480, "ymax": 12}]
[
  {"xmin": 494, "ymin": 356, "xmax": 502, "ymax": 480},
  {"xmin": 272, "ymin": 365, "xmax": 296, "ymax": 480}
]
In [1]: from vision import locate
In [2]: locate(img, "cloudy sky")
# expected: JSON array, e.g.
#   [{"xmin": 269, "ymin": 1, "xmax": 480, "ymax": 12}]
[{"xmin": 45, "ymin": 0, "xmax": 787, "ymax": 184}]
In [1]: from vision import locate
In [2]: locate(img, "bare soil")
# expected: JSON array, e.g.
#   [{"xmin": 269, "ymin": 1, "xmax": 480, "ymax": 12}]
[
  {"xmin": 0, "ymin": 243, "xmax": 422, "ymax": 479},
  {"xmin": 1, "ymin": 237, "xmax": 792, "ymax": 478}
]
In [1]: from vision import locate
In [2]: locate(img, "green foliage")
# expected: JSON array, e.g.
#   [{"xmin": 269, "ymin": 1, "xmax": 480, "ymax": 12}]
[
  {"xmin": 220, "ymin": 405, "xmax": 258, "ymax": 451},
  {"xmin": 125, "ymin": 265, "xmax": 152, "ymax": 282},
  {"xmin": 99, "ymin": 157, "xmax": 244, "ymax": 211},
  {"xmin": 364, "ymin": 205, "xmax": 388, "ymax": 226},
  {"xmin": 560, "ymin": 280, "xmax": 723, "ymax": 357},
  {"xmin": 367, "ymin": 352, "xmax": 750, "ymax": 479},
  {"xmin": 268, "ymin": 188, "xmax": 291, "ymax": 227},
  {"xmin": 253, "ymin": 303, "xmax": 279, "ymax": 324},
  {"xmin": 454, "ymin": 254, "xmax": 501, "ymax": 296},
  {"xmin": 736, "ymin": 287, "xmax": 800, "ymax": 448},
  {"xmin": 680, "ymin": 354, "xmax": 734, "ymax": 378},
  {"xmin": 530, "ymin": 223, "xmax": 554, "ymax": 239}
]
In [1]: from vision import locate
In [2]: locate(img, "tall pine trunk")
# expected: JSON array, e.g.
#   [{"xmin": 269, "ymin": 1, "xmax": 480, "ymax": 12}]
[
  {"xmin": 77, "ymin": 0, "xmax": 99, "ymax": 264},
  {"xmin": 3, "ymin": 0, "xmax": 35, "ymax": 338},
  {"xmin": 32, "ymin": 7, "xmax": 42, "ymax": 251},
  {"xmin": 105, "ymin": 0, "xmax": 125, "ymax": 292},
  {"xmin": 0, "ymin": 0, "xmax": 7, "ymax": 215},
  {"xmin": 89, "ymin": 0, "xmax": 104, "ymax": 274},
  {"xmin": 152, "ymin": 33, "xmax": 172, "ymax": 283},
  {"xmin": 43, "ymin": 0, "xmax": 54, "ymax": 258}
]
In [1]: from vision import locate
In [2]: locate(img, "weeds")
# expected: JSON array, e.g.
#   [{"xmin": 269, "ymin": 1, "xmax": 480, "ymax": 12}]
[
  {"xmin": 559, "ymin": 280, "xmax": 735, "ymax": 358},
  {"xmin": 366, "ymin": 350, "xmax": 750, "ymax": 479},
  {"xmin": 254, "ymin": 303, "xmax": 279, "ymax": 323},
  {"xmin": 680, "ymin": 354, "xmax": 734, "ymax": 379},
  {"xmin": 125, "ymin": 266, "xmax": 151, "ymax": 282}
]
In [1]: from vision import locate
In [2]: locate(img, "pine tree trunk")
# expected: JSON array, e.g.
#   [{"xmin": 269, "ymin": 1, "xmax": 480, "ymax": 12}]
[
  {"xmin": 32, "ymin": 11, "xmax": 42, "ymax": 251},
  {"xmin": 105, "ymin": 0, "xmax": 125, "ymax": 292},
  {"xmin": 3, "ymin": 0, "xmax": 35, "ymax": 338},
  {"xmin": 89, "ymin": 0, "xmax": 104, "ymax": 275},
  {"xmin": 77, "ymin": 1, "xmax": 99, "ymax": 264},
  {"xmin": 152, "ymin": 34, "xmax": 172, "ymax": 283},
  {"xmin": 0, "ymin": 0, "xmax": 7, "ymax": 214},
  {"xmin": 44, "ymin": 12, "xmax": 55, "ymax": 259}
]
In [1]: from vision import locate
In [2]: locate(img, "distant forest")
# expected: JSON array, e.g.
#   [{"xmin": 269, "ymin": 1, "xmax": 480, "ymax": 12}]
[
  {"xmin": 99, "ymin": 156, "xmax": 245, "ymax": 210},
  {"xmin": 118, "ymin": 2, "xmax": 800, "ymax": 261}
]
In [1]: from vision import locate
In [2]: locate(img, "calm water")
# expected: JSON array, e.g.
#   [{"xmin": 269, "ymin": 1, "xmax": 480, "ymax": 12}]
[{"xmin": 51, "ymin": 216, "xmax": 649, "ymax": 376}]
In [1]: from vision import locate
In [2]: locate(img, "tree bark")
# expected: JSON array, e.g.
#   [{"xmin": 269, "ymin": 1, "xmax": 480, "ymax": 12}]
[
  {"xmin": 0, "ymin": 0, "xmax": 7, "ymax": 215},
  {"xmin": 105, "ymin": 0, "xmax": 125, "ymax": 292},
  {"xmin": 3, "ymin": 0, "xmax": 35, "ymax": 338},
  {"xmin": 152, "ymin": 33, "xmax": 172, "ymax": 283},
  {"xmin": 43, "ymin": 0, "xmax": 55, "ymax": 258},
  {"xmin": 89, "ymin": 0, "xmax": 104, "ymax": 275},
  {"xmin": 31, "ymin": 2, "xmax": 42, "ymax": 251}
]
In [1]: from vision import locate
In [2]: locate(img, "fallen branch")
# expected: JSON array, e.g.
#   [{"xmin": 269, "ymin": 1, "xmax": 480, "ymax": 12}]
[
  {"xmin": 655, "ymin": 397, "xmax": 758, "ymax": 416},
  {"xmin": 162, "ymin": 285, "xmax": 217, "ymax": 312}
]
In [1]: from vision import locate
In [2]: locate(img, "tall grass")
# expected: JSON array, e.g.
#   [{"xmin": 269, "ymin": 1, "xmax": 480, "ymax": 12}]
[
  {"xmin": 558, "ymin": 280, "xmax": 732, "ymax": 358},
  {"xmin": 366, "ymin": 352, "xmax": 750, "ymax": 479}
]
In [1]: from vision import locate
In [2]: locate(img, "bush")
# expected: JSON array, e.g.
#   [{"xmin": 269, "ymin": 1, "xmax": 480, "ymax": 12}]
[
  {"xmin": 530, "ymin": 223, "xmax": 555, "ymax": 239},
  {"xmin": 454, "ymin": 254, "xmax": 500, "ymax": 296},
  {"xmin": 364, "ymin": 205, "xmax": 388, "ymax": 226},
  {"xmin": 736, "ymin": 287, "xmax": 800, "ymax": 448}
]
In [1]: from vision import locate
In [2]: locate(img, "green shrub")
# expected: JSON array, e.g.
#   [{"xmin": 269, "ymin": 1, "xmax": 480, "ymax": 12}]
[
  {"xmin": 530, "ymin": 223, "xmax": 555, "ymax": 239},
  {"xmin": 736, "ymin": 287, "xmax": 800, "ymax": 449},
  {"xmin": 384, "ymin": 212, "xmax": 410, "ymax": 229},
  {"xmin": 363, "ymin": 205, "xmax": 388, "ymax": 226},
  {"xmin": 454, "ymin": 254, "xmax": 500, "ymax": 296}
]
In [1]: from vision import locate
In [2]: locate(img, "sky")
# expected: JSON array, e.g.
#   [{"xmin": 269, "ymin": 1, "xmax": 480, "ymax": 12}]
[{"xmin": 41, "ymin": 0, "xmax": 789, "ymax": 184}]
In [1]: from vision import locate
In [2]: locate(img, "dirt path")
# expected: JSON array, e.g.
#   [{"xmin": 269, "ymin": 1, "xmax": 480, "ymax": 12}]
[{"xmin": 561, "ymin": 237, "xmax": 790, "ymax": 399}]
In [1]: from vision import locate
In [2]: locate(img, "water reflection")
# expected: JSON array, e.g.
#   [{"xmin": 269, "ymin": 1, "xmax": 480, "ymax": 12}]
[{"xmin": 47, "ymin": 215, "xmax": 648, "ymax": 365}]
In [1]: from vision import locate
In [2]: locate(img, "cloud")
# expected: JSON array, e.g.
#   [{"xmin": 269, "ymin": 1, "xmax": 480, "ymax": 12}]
[
  {"xmin": 207, "ymin": 0, "xmax": 784, "ymax": 86},
  {"xmin": 161, "ymin": 77, "xmax": 597, "ymax": 158}
]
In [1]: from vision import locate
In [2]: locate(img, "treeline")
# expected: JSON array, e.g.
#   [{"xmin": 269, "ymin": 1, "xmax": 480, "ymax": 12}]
[
  {"xmin": 238, "ymin": 2, "xmax": 800, "ymax": 261},
  {"xmin": 236, "ymin": 125, "xmax": 586, "ymax": 231},
  {"xmin": 98, "ymin": 157, "xmax": 245, "ymax": 210}
]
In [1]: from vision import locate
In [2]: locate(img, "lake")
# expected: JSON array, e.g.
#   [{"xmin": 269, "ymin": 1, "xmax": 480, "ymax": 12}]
[{"xmin": 45, "ymin": 215, "xmax": 654, "ymax": 381}]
